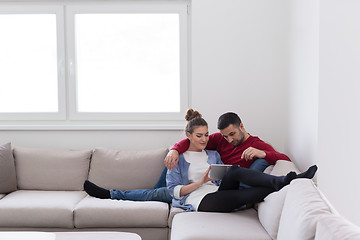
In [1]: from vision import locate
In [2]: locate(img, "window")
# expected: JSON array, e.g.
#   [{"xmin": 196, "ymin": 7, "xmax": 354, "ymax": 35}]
[
  {"xmin": 0, "ymin": 1, "xmax": 189, "ymax": 127},
  {"xmin": 0, "ymin": 5, "xmax": 66, "ymax": 120}
]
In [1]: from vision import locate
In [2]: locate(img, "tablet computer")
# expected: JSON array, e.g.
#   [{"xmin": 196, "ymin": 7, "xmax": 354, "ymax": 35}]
[{"xmin": 209, "ymin": 164, "xmax": 232, "ymax": 179}]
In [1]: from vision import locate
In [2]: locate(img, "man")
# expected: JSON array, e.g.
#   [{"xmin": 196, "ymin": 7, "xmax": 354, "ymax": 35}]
[{"xmin": 165, "ymin": 112, "xmax": 290, "ymax": 172}]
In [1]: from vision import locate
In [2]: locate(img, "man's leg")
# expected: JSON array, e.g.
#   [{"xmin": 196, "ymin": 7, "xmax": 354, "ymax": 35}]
[
  {"xmin": 198, "ymin": 187, "xmax": 274, "ymax": 212},
  {"xmin": 239, "ymin": 159, "xmax": 270, "ymax": 189},
  {"xmin": 219, "ymin": 165, "xmax": 317, "ymax": 192},
  {"xmin": 110, "ymin": 187, "xmax": 172, "ymax": 203},
  {"xmin": 249, "ymin": 158, "xmax": 271, "ymax": 172}
]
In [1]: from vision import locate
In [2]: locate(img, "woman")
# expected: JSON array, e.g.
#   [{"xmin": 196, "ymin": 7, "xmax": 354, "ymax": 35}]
[{"xmin": 166, "ymin": 109, "xmax": 317, "ymax": 212}]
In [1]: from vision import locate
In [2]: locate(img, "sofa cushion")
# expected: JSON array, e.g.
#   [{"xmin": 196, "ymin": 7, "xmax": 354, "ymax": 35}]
[
  {"xmin": 0, "ymin": 143, "xmax": 17, "ymax": 193},
  {"xmin": 255, "ymin": 160, "xmax": 300, "ymax": 238},
  {"xmin": 315, "ymin": 214, "xmax": 360, "ymax": 240},
  {"xmin": 74, "ymin": 195, "xmax": 169, "ymax": 228},
  {"xmin": 0, "ymin": 190, "xmax": 86, "ymax": 228},
  {"xmin": 88, "ymin": 148, "xmax": 168, "ymax": 190},
  {"xmin": 257, "ymin": 185, "xmax": 289, "ymax": 240},
  {"xmin": 0, "ymin": 194, "xmax": 5, "ymax": 200},
  {"xmin": 14, "ymin": 147, "xmax": 92, "ymax": 190},
  {"xmin": 0, "ymin": 232, "xmax": 56, "ymax": 240},
  {"xmin": 56, "ymin": 232, "xmax": 142, "ymax": 240},
  {"xmin": 168, "ymin": 206, "xmax": 185, "ymax": 228},
  {"xmin": 270, "ymin": 160, "xmax": 300, "ymax": 176},
  {"xmin": 277, "ymin": 179, "xmax": 337, "ymax": 240},
  {"xmin": 171, "ymin": 210, "xmax": 272, "ymax": 240}
]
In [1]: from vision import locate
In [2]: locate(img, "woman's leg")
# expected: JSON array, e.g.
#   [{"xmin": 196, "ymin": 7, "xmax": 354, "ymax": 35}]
[
  {"xmin": 198, "ymin": 187, "xmax": 274, "ymax": 212},
  {"xmin": 84, "ymin": 180, "xmax": 172, "ymax": 203},
  {"xmin": 110, "ymin": 187, "xmax": 172, "ymax": 203},
  {"xmin": 84, "ymin": 180, "xmax": 111, "ymax": 199},
  {"xmin": 219, "ymin": 165, "xmax": 317, "ymax": 191}
]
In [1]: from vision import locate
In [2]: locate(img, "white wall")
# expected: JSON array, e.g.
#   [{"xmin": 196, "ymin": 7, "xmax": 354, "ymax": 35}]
[
  {"xmin": 0, "ymin": 0, "xmax": 290, "ymax": 154},
  {"xmin": 191, "ymin": 0, "xmax": 290, "ymax": 152},
  {"xmin": 318, "ymin": 0, "xmax": 360, "ymax": 226},
  {"xmin": 287, "ymin": 0, "xmax": 360, "ymax": 226},
  {"xmin": 286, "ymin": 0, "xmax": 319, "ymax": 172}
]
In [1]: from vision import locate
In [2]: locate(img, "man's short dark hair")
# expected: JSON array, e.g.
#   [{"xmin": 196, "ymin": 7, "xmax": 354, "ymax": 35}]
[{"xmin": 217, "ymin": 112, "xmax": 242, "ymax": 130}]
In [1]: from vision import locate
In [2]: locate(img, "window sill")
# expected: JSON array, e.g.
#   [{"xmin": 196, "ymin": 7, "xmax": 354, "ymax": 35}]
[{"xmin": 0, "ymin": 122, "xmax": 185, "ymax": 131}]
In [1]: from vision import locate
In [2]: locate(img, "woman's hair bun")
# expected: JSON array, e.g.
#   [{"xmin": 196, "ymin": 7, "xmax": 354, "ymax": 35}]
[{"xmin": 185, "ymin": 109, "xmax": 202, "ymax": 121}]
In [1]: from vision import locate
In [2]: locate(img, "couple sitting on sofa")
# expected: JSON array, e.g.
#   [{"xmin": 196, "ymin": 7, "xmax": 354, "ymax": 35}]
[{"xmin": 84, "ymin": 110, "xmax": 317, "ymax": 212}]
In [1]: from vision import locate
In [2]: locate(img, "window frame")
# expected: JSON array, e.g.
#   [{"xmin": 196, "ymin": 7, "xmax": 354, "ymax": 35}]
[{"xmin": 0, "ymin": 0, "xmax": 189, "ymax": 128}]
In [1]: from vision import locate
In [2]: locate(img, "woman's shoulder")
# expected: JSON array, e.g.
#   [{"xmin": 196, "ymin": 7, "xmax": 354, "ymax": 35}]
[
  {"xmin": 205, "ymin": 150, "xmax": 221, "ymax": 159},
  {"xmin": 205, "ymin": 149, "xmax": 220, "ymax": 155}
]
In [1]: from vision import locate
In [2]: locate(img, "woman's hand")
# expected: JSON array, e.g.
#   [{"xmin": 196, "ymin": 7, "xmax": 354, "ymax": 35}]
[
  {"xmin": 198, "ymin": 167, "xmax": 214, "ymax": 185},
  {"xmin": 179, "ymin": 167, "xmax": 215, "ymax": 197}
]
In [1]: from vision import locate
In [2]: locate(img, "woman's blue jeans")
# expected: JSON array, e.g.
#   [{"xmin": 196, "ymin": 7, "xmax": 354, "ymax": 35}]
[{"xmin": 110, "ymin": 167, "xmax": 172, "ymax": 203}]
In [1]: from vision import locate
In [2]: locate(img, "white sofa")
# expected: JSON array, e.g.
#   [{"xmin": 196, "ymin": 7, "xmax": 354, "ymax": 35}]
[
  {"xmin": 1, "ymin": 142, "xmax": 360, "ymax": 240},
  {"xmin": 170, "ymin": 162, "xmax": 360, "ymax": 240}
]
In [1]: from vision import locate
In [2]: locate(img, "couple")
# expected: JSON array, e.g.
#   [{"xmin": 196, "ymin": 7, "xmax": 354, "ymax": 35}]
[{"xmin": 84, "ymin": 110, "xmax": 317, "ymax": 212}]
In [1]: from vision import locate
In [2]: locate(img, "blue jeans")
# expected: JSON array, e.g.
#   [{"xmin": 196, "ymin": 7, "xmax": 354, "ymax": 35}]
[
  {"xmin": 110, "ymin": 167, "xmax": 172, "ymax": 203},
  {"xmin": 239, "ymin": 159, "xmax": 270, "ymax": 189}
]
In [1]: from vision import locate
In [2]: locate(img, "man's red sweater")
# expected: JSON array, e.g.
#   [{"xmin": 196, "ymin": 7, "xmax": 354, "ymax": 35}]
[{"xmin": 171, "ymin": 132, "xmax": 291, "ymax": 168}]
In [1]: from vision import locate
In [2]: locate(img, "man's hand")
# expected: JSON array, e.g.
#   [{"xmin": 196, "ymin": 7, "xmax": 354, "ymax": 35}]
[
  {"xmin": 165, "ymin": 149, "xmax": 179, "ymax": 170},
  {"xmin": 241, "ymin": 147, "xmax": 266, "ymax": 161}
]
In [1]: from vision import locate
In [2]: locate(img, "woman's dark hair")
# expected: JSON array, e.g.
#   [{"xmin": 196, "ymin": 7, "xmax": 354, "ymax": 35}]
[
  {"xmin": 217, "ymin": 112, "xmax": 242, "ymax": 130},
  {"xmin": 185, "ymin": 109, "xmax": 208, "ymax": 134}
]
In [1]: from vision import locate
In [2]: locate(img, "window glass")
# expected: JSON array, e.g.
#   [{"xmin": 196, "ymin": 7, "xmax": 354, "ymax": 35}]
[
  {"xmin": 0, "ymin": 14, "xmax": 58, "ymax": 112},
  {"xmin": 75, "ymin": 13, "xmax": 180, "ymax": 113}
]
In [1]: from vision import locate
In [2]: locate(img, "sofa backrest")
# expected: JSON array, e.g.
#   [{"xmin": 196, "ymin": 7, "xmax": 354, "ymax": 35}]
[
  {"xmin": 277, "ymin": 179, "xmax": 337, "ymax": 240},
  {"xmin": 88, "ymin": 147, "xmax": 168, "ymax": 190},
  {"xmin": 13, "ymin": 147, "xmax": 92, "ymax": 191}
]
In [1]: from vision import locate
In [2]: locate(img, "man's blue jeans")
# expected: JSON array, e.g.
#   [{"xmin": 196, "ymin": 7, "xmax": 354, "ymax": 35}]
[{"xmin": 110, "ymin": 167, "xmax": 172, "ymax": 203}]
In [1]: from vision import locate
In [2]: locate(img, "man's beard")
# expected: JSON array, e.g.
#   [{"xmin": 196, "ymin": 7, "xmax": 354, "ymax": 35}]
[{"xmin": 231, "ymin": 131, "xmax": 245, "ymax": 147}]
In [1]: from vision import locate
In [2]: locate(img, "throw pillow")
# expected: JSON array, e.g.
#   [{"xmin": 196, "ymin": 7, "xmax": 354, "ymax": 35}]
[
  {"xmin": 0, "ymin": 142, "xmax": 17, "ymax": 193},
  {"xmin": 270, "ymin": 160, "xmax": 300, "ymax": 176},
  {"xmin": 257, "ymin": 184, "xmax": 289, "ymax": 239}
]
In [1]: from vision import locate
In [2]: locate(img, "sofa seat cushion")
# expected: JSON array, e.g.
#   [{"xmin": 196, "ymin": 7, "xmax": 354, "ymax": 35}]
[
  {"xmin": 74, "ymin": 196, "xmax": 169, "ymax": 228},
  {"xmin": 171, "ymin": 210, "xmax": 272, "ymax": 240},
  {"xmin": 0, "ymin": 190, "xmax": 87, "ymax": 228},
  {"xmin": 0, "ymin": 194, "xmax": 5, "ymax": 200}
]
